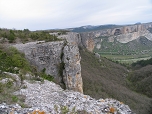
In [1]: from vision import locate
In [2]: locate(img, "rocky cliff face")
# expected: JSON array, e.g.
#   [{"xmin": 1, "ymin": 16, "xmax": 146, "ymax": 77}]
[
  {"xmin": 13, "ymin": 37, "xmax": 83, "ymax": 93},
  {"xmin": 63, "ymin": 44, "xmax": 83, "ymax": 93},
  {"xmin": 12, "ymin": 22, "xmax": 152, "ymax": 93},
  {"xmin": 109, "ymin": 30, "xmax": 152, "ymax": 43},
  {"xmin": 78, "ymin": 22, "xmax": 152, "ymax": 51},
  {"xmin": 13, "ymin": 41, "xmax": 64, "ymax": 82},
  {"xmin": 58, "ymin": 32, "xmax": 83, "ymax": 93}
]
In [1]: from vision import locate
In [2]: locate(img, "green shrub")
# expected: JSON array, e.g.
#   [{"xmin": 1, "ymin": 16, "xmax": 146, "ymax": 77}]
[
  {"xmin": 40, "ymin": 68, "xmax": 54, "ymax": 81},
  {"xmin": 41, "ymin": 73, "xmax": 54, "ymax": 81},
  {"xmin": 61, "ymin": 106, "xmax": 69, "ymax": 114},
  {"xmin": 6, "ymin": 81, "xmax": 13, "ymax": 88},
  {"xmin": 0, "ymin": 83, "xmax": 3, "ymax": 93},
  {"xmin": 0, "ymin": 47, "xmax": 31, "ymax": 73},
  {"xmin": 12, "ymin": 96, "xmax": 18, "ymax": 102}
]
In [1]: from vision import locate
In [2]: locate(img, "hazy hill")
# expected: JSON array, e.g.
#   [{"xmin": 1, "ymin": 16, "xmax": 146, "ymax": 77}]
[{"xmin": 68, "ymin": 24, "xmax": 122, "ymax": 32}]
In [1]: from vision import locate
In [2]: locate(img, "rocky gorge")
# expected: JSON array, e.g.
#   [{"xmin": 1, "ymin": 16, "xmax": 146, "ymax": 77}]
[
  {"xmin": 1, "ymin": 22, "xmax": 152, "ymax": 113},
  {"xmin": 0, "ymin": 31, "xmax": 134, "ymax": 114}
]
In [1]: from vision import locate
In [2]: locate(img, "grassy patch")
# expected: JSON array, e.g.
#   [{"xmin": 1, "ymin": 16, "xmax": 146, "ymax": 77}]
[
  {"xmin": 40, "ymin": 68, "xmax": 54, "ymax": 82},
  {"xmin": 0, "ymin": 46, "xmax": 31, "ymax": 73}
]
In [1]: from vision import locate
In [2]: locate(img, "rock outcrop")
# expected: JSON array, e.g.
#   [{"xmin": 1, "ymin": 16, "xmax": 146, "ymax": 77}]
[
  {"xmin": 63, "ymin": 44, "xmax": 83, "ymax": 93},
  {"xmin": 58, "ymin": 32, "xmax": 83, "ymax": 93},
  {"xmin": 0, "ymin": 79, "xmax": 132, "ymax": 114},
  {"xmin": 13, "ymin": 38, "xmax": 83, "ymax": 93},
  {"xmin": 13, "ymin": 41, "xmax": 64, "ymax": 82}
]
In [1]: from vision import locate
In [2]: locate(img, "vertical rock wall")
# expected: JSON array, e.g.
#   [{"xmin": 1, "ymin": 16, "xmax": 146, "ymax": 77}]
[
  {"xmin": 59, "ymin": 32, "xmax": 83, "ymax": 93},
  {"xmin": 13, "ymin": 37, "xmax": 83, "ymax": 93},
  {"xmin": 63, "ymin": 44, "xmax": 83, "ymax": 93},
  {"xmin": 79, "ymin": 33, "xmax": 95, "ymax": 52}
]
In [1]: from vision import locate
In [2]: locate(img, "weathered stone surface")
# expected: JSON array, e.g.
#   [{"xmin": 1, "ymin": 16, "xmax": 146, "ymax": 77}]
[
  {"xmin": 108, "ymin": 30, "xmax": 152, "ymax": 43},
  {"xmin": 13, "ymin": 41, "xmax": 64, "ymax": 82},
  {"xmin": 63, "ymin": 32, "xmax": 82, "ymax": 45},
  {"xmin": 63, "ymin": 44, "xmax": 83, "ymax": 93},
  {"xmin": 13, "ymin": 39, "xmax": 83, "ymax": 93},
  {"xmin": 79, "ymin": 32, "xmax": 95, "ymax": 51},
  {"xmin": 5, "ymin": 80, "xmax": 133, "ymax": 114},
  {"xmin": 78, "ymin": 22, "xmax": 152, "ymax": 51},
  {"xmin": 58, "ymin": 32, "xmax": 83, "ymax": 93},
  {"xmin": 2, "ymin": 72, "xmax": 21, "ymax": 87}
]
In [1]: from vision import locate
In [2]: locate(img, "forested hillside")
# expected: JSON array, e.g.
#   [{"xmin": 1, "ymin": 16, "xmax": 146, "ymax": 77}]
[{"xmin": 80, "ymin": 49, "xmax": 152, "ymax": 114}]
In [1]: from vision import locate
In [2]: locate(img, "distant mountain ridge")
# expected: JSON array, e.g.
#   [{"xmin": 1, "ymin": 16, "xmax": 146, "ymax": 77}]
[
  {"xmin": 68, "ymin": 24, "xmax": 122, "ymax": 32},
  {"xmin": 67, "ymin": 22, "xmax": 152, "ymax": 33}
]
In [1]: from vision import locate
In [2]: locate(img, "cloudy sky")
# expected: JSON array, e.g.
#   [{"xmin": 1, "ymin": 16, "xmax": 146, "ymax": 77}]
[{"xmin": 0, "ymin": 0, "xmax": 152, "ymax": 30}]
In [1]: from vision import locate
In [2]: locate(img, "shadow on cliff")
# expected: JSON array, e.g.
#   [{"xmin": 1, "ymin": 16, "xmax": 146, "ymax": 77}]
[{"xmin": 80, "ymin": 49, "xmax": 152, "ymax": 114}]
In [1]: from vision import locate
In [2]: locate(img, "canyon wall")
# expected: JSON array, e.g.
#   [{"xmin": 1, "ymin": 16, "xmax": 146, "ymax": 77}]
[
  {"xmin": 13, "ymin": 36, "xmax": 83, "ymax": 93},
  {"xmin": 12, "ymin": 22, "xmax": 152, "ymax": 93},
  {"xmin": 79, "ymin": 22, "xmax": 152, "ymax": 51}
]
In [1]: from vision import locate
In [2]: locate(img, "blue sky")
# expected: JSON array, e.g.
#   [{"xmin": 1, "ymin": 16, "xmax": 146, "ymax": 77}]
[{"xmin": 0, "ymin": 0, "xmax": 152, "ymax": 30}]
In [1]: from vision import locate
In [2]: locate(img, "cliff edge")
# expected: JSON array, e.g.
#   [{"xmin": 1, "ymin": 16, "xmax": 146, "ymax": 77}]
[{"xmin": 13, "ymin": 34, "xmax": 83, "ymax": 93}]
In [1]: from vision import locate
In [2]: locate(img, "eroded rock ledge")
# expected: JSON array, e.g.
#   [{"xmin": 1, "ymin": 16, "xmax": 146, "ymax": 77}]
[{"xmin": 0, "ymin": 80, "xmax": 133, "ymax": 114}]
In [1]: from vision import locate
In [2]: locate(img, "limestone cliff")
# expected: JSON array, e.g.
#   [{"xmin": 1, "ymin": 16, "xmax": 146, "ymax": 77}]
[
  {"xmin": 13, "ymin": 38, "xmax": 83, "ymax": 93},
  {"xmin": 58, "ymin": 32, "xmax": 83, "ymax": 93},
  {"xmin": 109, "ymin": 30, "xmax": 152, "ymax": 43},
  {"xmin": 63, "ymin": 44, "xmax": 83, "ymax": 93},
  {"xmin": 13, "ymin": 41, "xmax": 64, "ymax": 82},
  {"xmin": 78, "ymin": 22, "xmax": 152, "ymax": 51}
]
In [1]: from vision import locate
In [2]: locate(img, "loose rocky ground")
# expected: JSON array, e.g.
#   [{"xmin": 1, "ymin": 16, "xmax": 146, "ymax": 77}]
[{"xmin": 0, "ymin": 80, "xmax": 133, "ymax": 114}]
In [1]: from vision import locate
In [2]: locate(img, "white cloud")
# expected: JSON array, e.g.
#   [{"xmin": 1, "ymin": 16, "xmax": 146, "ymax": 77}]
[
  {"xmin": 0, "ymin": 0, "xmax": 152, "ymax": 30},
  {"xmin": 0, "ymin": 0, "xmax": 49, "ymax": 19}
]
